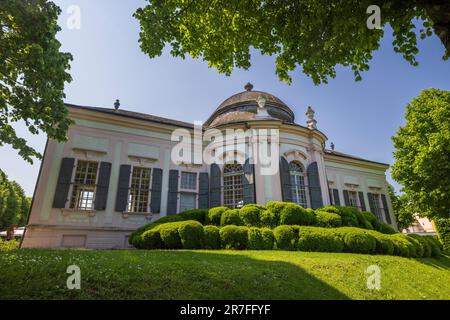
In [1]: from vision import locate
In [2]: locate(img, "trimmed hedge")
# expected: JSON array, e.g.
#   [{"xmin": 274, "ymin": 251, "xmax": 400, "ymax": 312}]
[
  {"xmin": 203, "ymin": 225, "xmax": 221, "ymax": 249},
  {"xmin": 158, "ymin": 222, "xmax": 183, "ymax": 249},
  {"xmin": 178, "ymin": 220, "xmax": 204, "ymax": 249},
  {"xmin": 178, "ymin": 209, "xmax": 208, "ymax": 224},
  {"xmin": 297, "ymin": 227, "xmax": 344, "ymax": 252},
  {"xmin": 273, "ymin": 225, "xmax": 296, "ymax": 250},
  {"xmin": 206, "ymin": 206, "xmax": 228, "ymax": 226},
  {"xmin": 315, "ymin": 211, "xmax": 342, "ymax": 228},
  {"xmin": 220, "ymin": 225, "xmax": 248, "ymax": 249},
  {"xmin": 248, "ymin": 227, "xmax": 274, "ymax": 250},
  {"xmin": 435, "ymin": 218, "xmax": 450, "ymax": 252},
  {"xmin": 240, "ymin": 204, "xmax": 264, "ymax": 227},
  {"xmin": 220, "ymin": 209, "xmax": 243, "ymax": 226},
  {"xmin": 259, "ymin": 209, "xmax": 278, "ymax": 228},
  {"xmin": 342, "ymin": 231, "xmax": 377, "ymax": 254}
]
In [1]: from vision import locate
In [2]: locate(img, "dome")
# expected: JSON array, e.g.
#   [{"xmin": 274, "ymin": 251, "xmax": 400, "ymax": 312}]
[{"xmin": 204, "ymin": 84, "xmax": 295, "ymax": 127}]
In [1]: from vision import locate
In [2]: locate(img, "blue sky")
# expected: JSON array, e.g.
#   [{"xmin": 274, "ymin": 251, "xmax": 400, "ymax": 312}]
[{"xmin": 1, "ymin": 0, "xmax": 449, "ymax": 195}]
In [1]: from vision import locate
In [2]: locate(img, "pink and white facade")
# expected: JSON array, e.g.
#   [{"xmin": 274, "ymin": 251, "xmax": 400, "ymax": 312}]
[{"xmin": 22, "ymin": 86, "xmax": 397, "ymax": 249}]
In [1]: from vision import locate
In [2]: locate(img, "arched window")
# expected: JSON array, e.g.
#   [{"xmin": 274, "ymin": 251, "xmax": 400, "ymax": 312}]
[
  {"xmin": 223, "ymin": 162, "xmax": 244, "ymax": 209},
  {"xmin": 289, "ymin": 162, "xmax": 308, "ymax": 207}
]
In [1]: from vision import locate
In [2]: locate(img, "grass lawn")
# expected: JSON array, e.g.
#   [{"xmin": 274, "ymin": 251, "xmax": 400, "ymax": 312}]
[{"xmin": 0, "ymin": 249, "xmax": 449, "ymax": 300}]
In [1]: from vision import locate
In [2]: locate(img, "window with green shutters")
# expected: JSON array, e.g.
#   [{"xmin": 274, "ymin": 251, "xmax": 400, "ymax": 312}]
[
  {"xmin": 127, "ymin": 167, "xmax": 152, "ymax": 213},
  {"xmin": 70, "ymin": 160, "xmax": 99, "ymax": 210},
  {"xmin": 223, "ymin": 162, "xmax": 244, "ymax": 209},
  {"xmin": 289, "ymin": 161, "xmax": 308, "ymax": 207}
]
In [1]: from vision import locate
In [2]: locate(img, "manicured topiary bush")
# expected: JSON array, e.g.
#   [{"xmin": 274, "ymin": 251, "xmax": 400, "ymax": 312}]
[
  {"xmin": 297, "ymin": 227, "xmax": 344, "ymax": 252},
  {"xmin": 315, "ymin": 211, "xmax": 342, "ymax": 228},
  {"xmin": 220, "ymin": 225, "xmax": 248, "ymax": 249},
  {"xmin": 273, "ymin": 225, "xmax": 296, "ymax": 250},
  {"xmin": 259, "ymin": 209, "xmax": 278, "ymax": 228},
  {"xmin": 305, "ymin": 208, "xmax": 318, "ymax": 226},
  {"xmin": 203, "ymin": 225, "xmax": 221, "ymax": 249},
  {"xmin": 178, "ymin": 220, "xmax": 204, "ymax": 249},
  {"xmin": 220, "ymin": 209, "xmax": 243, "ymax": 226},
  {"xmin": 158, "ymin": 222, "xmax": 183, "ymax": 249},
  {"xmin": 140, "ymin": 229, "xmax": 163, "ymax": 249},
  {"xmin": 248, "ymin": 227, "xmax": 274, "ymax": 250},
  {"xmin": 361, "ymin": 211, "xmax": 380, "ymax": 230},
  {"xmin": 364, "ymin": 230, "xmax": 395, "ymax": 255},
  {"xmin": 422, "ymin": 235, "xmax": 442, "ymax": 257},
  {"xmin": 408, "ymin": 234, "xmax": 431, "ymax": 258},
  {"xmin": 278, "ymin": 203, "xmax": 317, "ymax": 226},
  {"xmin": 206, "ymin": 206, "xmax": 228, "ymax": 226},
  {"xmin": 266, "ymin": 201, "xmax": 288, "ymax": 215},
  {"xmin": 390, "ymin": 234, "xmax": 416, "ymax": 257},
  {"xmin": 239, "ymin": 204, "xmax": 265, "ymax": 227},
  {"xmin": 178, "ymin": 209, "xmax": 208, "ymax": 224},
  {"xmin": 377, "ymin": 222, "xmax": 397, "ymax": 234},
  {"xmin": 341, "ymin": 230, "xmax": 377, "ymax": 254},
  {"xmin": 333, "ymin": 206, "xmax": 359, "ymax": 227}
]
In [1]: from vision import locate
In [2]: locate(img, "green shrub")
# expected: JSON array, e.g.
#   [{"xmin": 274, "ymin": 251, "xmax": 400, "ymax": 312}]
[
  {"xmin": 305, "ymin": 208, "xmax": 318, "ymax": 226},
  {"xmin": 140, "ymin": 229, "xmax": 163, "ymax": 249},
  {"xmin": 178, "ymin": 220, "xmax": 204, "ymax": 249},
  {"xmin": 158, "ymin": 222, "xmax": 183, "ymax": 249},
  {"xmin": 364, "ymin": 230, "xmax": 394, "ymax": 255},
  {"xmin": 129, "ymin": 214, "xmax": 184, "ymax": 245},
  {"xmin": 266, "ymin": 201, "xmax": 288, "ymax": 215},
  {"xmin": 220, "ymin": 209, "xmax": 243, "ymax": 226},
  {"xmin": 354, "ymin": 211, "xmax": 373, "ymax": 229},
  {"xmin": 435, "ymin": 218, "xmax": 450, "ymax": 252},
  {"xmin": 422, "ymin": 235, "xmax": 442, "ymax": 257},
  {"xmin": 390, "ymin": 234, "xmax": 416, "ymax": 257},
  {"xmin": 336, "ymin": 206, "xmax": 359, "ymax": 227},
  {"xmin": 315, "ymin": 211, "xmax": 342, "ymax": 228},
  {"xmin": 0, "ymin": 239, "xmax": 20, "ymax": 251},
  {"xmin": 361, "ymin": 211, "xmax": 380, "ymax": 230},
  {"xmin": 248, "ymin": 227, "xmax": 274, "ymax": 250},
  {"xmin": 297, "ymin": 227, "xmax": 344, "ymax": 252},
  {"xmin": 178, "ymin": 209, "xmax": 208, "ymax": 224},
  {"xmin": 377, "ymin": 222, "xmax": 396, "ymax": 234},
  {"xmin": 203, "ymin": 225, "xmax": 221, "ymax": 249},
  {"xmin": 220, "ymin": 225, "xmax": 248, "ymax": 249},
  {"xmin": 260, "ymin": 209, "xmax": 278, "ymax": 228},
  {"xmin": 341, "ymin": 230, "xmax": 377, "ymax": 254},
  {"xmin": 278, "ymin": 203, "xmax": 316, "ymax": 226},
  {"xmin": 273, "ymin": 225, "xmax": 296, "ymax": 250},
  {"xmin": 239, "ymin": 204, "xmax": 265, "ymax": 227},
  {"xmin": 206, "ymin": 206, "xmax": 228, "ymax": 225},
  {"xmin": 408, "ymin": 234, "xmax": 431, "ymax": 258}
]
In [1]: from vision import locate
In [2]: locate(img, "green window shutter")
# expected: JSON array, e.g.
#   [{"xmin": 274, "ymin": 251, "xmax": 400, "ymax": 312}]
[
  {"xmin": 150, "ymin": 168, "xmax": 163, "ymax": 213},
  {"xmin": 94, "ymin": 162, "xmax": 112, "ymax": 211},
  {"xmin": 381, "ymin": 194, "xmax": 392, "ymax": 224},
  {"xmin": 279, "ymin": 157, "xmax": 293, "ymax": 202},
  {"xmin": 333, "ymin": 189, "xmax": 341, "ymax": 206},
  {"xmin": 243, "ymin": 159, "xmax": 256, "ymax": 205},
  {"xmin": 343, "ymin": 190, "xmax": 350, "ymax": 206},
  {"xmin": 115, "ymin": 164, "xmax": 131, "ymax": 212},
  {"xmin": 198, "ymin": 172, "xmax": 209, "ymax": 209},
  {"xmin": 52, "ymin": 157, "xmax": 75, "ymax": 208},
  {"xmin": 167, "ymin": 170, "xmax": 179, "ymax": 215},
  {"xmin": 209, "ymin": 164, "xmax": 221, "ymax": 207},
  {"xmin": 358, "ymin": 192, "xmax": 366, "ymax": 211},
  {"xmin": 307, "ymin": 162, "xmax": 324, "ymax": 209}
]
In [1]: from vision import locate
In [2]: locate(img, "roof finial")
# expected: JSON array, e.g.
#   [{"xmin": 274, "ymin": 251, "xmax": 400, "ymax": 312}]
[
  {"xmin": 244, "ymin": 82, "xmax": 253, "ymax": 91},
  {"xmin": 306, "ymin": 106, "xmax": 317, "ymax": 130},
  {"xmin": 330, "ymin": 142, "xmax": 335, "ymax": 151},
  {"xmin": 114, "ymin": 99, "xmax": 120, "ymax": 111}
]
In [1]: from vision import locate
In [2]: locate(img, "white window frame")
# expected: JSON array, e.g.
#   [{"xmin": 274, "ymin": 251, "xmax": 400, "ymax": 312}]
[
  {"xmin": 127, "ymin": 166, "xmax": 152, "ymax": 213},
  {"xmin": 223, "ymin": 162, "xmax": 244, "ymax": 209},
  {"xmin": 289, "ymin": 162, "xmax": 308, "ymax": 208},
  {"xmin": 69, "ymin": 160, "xmax": 99, "ymax": 211}
]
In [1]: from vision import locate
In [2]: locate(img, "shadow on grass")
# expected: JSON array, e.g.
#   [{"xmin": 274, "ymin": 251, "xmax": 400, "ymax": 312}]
[
  {"xmin": 416, "ymin": 253, "xmax": 450, "ymax": 270},
  {"xmin": 117, "ymin": 250, "xmax": 350, "ymax": 300}
]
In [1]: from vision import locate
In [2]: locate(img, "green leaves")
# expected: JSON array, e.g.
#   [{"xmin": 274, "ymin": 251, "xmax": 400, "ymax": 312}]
[
  {"xmin": 0, "ymin": 0, "xmax": 73, "ymax": 163},
  {"xmin": 392, "ymin": 89, "xmax": 450, "ymax": 220},
  {"xmin": 134, "ymin": 0, "xmax": 447, "ymax": 84},
  {"xmin": 0, "ymin": 169, "xmax": 30, "ymax": 229}
]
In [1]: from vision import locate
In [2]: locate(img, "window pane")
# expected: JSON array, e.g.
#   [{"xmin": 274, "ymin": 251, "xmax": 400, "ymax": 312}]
[
  {"xmin": 181, "ymin": 172, "xmax": 197, "ymax": 190},
  {"xmin": 180, "ymin": 193, "xmax": 196, "ymax": 211},
  {"xmin": 128, "ymin": 167, "xmax": 151, "ymax": 213},
  {"xmin": 70, "ymin": 160, "xmax": 98, "ymax": 210},
  {"xmin": 289, "ymin": 162, "xmax": 307, "ymax": 207},
  {"xmin": 223, "ymin": 162, "xmax": 244, "ymax": 209}
]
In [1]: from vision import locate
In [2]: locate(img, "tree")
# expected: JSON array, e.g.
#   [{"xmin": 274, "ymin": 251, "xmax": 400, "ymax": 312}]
[
  {"xmin": 0, "ymin": 0, "xmax": 72, "ymax": 163},
  {"xmin": 0, "ymin": 169, "xmax": 30, "ymax": 230},
  {"xmin": 387, "ymin": 184, "xmax": 415, "ymax": 230},
  {"xmin": 391, "ymin": 89, "xmax": 450, "ymax": 220},
  {"xmin": 134, "ymin": 0, "xmax": 449, "ymax": 84}
]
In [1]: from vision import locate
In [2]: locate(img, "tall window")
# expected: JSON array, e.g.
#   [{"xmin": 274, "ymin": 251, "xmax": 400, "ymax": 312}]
[
  {"xmin": 128, "ymin": 167, "xmax": 151, "ymax": 213},
  {"xmin": 371, "ymin": 194, "xmax": 384, "ymax": 221},
  {"xmin": 289, "ymin": 162, "xmax": 307, "ymax": 207},
  {"xmin": 348, "ymin": 191, "xmax": 359, "ymax": 210},
  {"xmin": 223, "ymin": 162, "xmax": 244, "ymax": 209},
  {"xmin": 70, "ymin": 160, "xmax": 98, "ymax": 210},
  {"xmin": 180, "ymin": 172, "xmax": 197, "ymax": 190}
]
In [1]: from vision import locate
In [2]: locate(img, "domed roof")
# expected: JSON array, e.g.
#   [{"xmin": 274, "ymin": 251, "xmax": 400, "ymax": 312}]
[{"xmin": 205, "ymin": 84, "xmax": 295, "ymax": 127}]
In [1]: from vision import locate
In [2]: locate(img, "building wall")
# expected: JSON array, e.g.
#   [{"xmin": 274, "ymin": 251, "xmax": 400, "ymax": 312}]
[{"xmin": 22, "ymin": 108, "xmax": 395, "ymax": 249}]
